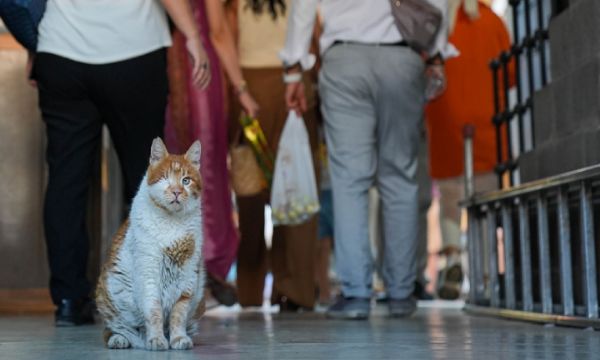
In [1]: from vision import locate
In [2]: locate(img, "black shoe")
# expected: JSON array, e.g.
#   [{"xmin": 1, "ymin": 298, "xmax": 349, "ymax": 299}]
[
  {"xmin": 206, "ymin": 272, "xmax": 238, "ymax": 306},
  {"xmin": 374, "ymin": 291, "xmax": 389, "ymax": 304},
  {"xmin": 273, "ymin": 295, "xmax": 313, "ymax": 313},
  {"xmin": 413, "ymin": 282, "xmax": 434, "ymax": 301},
  {"xmin": 55, "ymin": 298, "xmax": 95, "ymax": 327},
  {"xmin": 388, "ymin": 297, "xmax": 417, "ymax": 318},
  {"xmin": 326, "ymin": 295, "xmax": 370, "ymax": 320}
]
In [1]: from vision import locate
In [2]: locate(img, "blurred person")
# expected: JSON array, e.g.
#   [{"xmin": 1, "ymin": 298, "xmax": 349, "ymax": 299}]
[
  {"xmin": 282, "ymin": 0, "xmax": 453, "ymax": 319},
  {"xmin": 31, "ymin": 0, "xmax": 210, "ymax": 326},
  {"xmin": 164, "ymin": 0, "xmax": 259, "ymax": 306},
  {"xmin": 426, "ymin": 0, "xmax": 512, "ymax": 299},
  {"xmin": 316, "ymin": 125, "xmax": 334, "ymax": 308},
  {"xmin": 226, "ymin": 0, "xmax": 320, "ymax": 311}
]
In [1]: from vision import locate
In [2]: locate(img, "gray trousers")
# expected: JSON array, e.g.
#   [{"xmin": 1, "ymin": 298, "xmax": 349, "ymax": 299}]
[
  {"xmin": 371, "ymin": 133, "xmax": 432, "ymax": 287},
  {"xmin": 319, "ymin": 43, "xmax": 425, "ymax": 299}
]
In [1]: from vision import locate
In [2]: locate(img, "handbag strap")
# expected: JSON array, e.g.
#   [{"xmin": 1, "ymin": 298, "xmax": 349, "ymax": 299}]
[{"xmin": 232, "ymin": 122, "xmax": 245, "ymax": 147}]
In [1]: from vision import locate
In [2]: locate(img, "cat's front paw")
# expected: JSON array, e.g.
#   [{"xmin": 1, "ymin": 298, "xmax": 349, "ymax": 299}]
[
  {"xmin": 107, "ymin": 334, "xmax": 131, "ymax": 349},
  {"xmin": 146, "ymin": 334, "xmax": 169, "ymax": 351},
  {"xmin": 170, "ymin": 335, "xmax": 193, "ymax": 350}
]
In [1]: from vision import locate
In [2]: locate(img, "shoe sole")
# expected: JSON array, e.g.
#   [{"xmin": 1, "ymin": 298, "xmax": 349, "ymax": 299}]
[{"xmin": 326, "ymin": 310, "xmax": 369, "ymax": 320}]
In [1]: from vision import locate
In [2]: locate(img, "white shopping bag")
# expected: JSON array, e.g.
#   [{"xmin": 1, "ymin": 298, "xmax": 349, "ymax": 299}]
[{"xmin": 271, "ymin": 111, "xmax": 320, "ymax": 226}]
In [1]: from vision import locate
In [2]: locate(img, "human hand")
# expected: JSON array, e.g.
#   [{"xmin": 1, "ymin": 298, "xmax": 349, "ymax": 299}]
[
  {"xmin": 285, "ymin": 81, "xmax": 307, "ymax": 116},
  {"xmin": 425, "ymin": 64, "xmax": 446, "ymax": 101},
  {"xmin": 26, "ymin": 52, "xmax": 37, "ymax": 88},
  {"xmin": 239, "ymin": 91, "xmax": 259, "ymax": 118},
  {"xmin": 186, "ymin": 36, "xmax": 211, "ymax": 89}
]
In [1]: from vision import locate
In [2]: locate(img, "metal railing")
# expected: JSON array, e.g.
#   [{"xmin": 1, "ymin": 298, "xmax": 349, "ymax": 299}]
[
  {"xmin": 490, "ymin": 0, "xmax": 554, "ymax": 187},
  {"xmin": 462, "ymin": 126, "xmax": 600, "ymax": 327}
]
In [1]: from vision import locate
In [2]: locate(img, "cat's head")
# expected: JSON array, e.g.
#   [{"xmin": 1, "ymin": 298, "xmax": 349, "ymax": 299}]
[{"xmin": 145, "ymin": 138, "xmax": 202, "ymax": 213}]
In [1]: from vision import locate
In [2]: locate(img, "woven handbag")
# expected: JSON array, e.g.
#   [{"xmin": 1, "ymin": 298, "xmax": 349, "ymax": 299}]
[{"xmin": 230, "ymin": 129, "xmax": 267, "ymax": 197}]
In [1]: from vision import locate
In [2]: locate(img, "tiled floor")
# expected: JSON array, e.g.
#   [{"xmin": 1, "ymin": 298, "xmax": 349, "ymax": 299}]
[{"xmin": 0, "ymin": 302, "xmax": 597, "ymax": 360}]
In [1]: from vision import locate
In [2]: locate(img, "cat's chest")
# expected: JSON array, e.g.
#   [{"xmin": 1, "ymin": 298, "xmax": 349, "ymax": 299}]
[
  {"xmin": 161, "ymin": 234, "xmax": 197, "ymax": 269},
  {"xmin": 131, "ymin": 209, "xmax": 201, "ymax": 273}
]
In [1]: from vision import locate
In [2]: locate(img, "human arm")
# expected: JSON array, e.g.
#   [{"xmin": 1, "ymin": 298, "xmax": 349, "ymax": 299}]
[
  {"xmin": 279, "ymin": 0, "xmax": 319, "ymax": 114},
  {"xmin": 160, "ymin": 0, "xmax": 211, "ymax": 88},
  {"xmin": 427, "ymin": 0, "xmax": 459, "ymax": 61},
  {"xmin": 224, "ymin": 0, "xmax": 239, "ymax": 46},
  {"xmin": 423, "ymin": 0, "xmax": 460, "ymax": 100},
  {"xmin": 205, "ymin": 0, "xmax": 259, "ymax": 118}
]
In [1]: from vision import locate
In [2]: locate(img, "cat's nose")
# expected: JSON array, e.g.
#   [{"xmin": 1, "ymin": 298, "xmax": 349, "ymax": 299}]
[{"xmin": 172, "ymin": 190, "xmax": 182, "ymax": 199}]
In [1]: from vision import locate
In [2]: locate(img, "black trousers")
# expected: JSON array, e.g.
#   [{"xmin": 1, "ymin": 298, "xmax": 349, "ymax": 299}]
[{"xmin": 34, "ymin": 50, "xmax": 168, "ymax": 304}]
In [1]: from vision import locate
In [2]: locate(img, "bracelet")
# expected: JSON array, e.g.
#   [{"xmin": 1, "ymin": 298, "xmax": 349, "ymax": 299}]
[
  {"xmin": 283, "ymin": 72, "xmax": 302, "ymax": 84},
  {"xmin": 283, "ymin": 61, "xmax": 301, "ymax": 71},
  {"xmin": 236, "ymin": 81, "xmax": 247, "ymax": 96}
]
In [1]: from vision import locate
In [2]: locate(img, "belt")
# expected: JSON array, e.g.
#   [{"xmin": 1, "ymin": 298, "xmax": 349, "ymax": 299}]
[{"xmin": 332, "ymin": 40, "xmax": 409, "ymax": 47}]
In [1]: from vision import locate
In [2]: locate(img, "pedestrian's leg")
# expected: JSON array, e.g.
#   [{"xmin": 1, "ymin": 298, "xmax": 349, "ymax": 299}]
[
  {"xmin": 236, "ymin": 194, "xmax": 268, "ymax": 307},
  {"xmin": 374, "ymin": 46, "xmax": 425, "ymax": 313},
  {"xmin": 316, "ymin": 236, "xmax": 333, "ymax": 305},
  {"xmin": 91, "ymin": 49, "xmax": 168, "ymax": 202},
  {"xmin": 270, "ymin": 218, "xmax": 318, "ymax": 309},
  {"xmin": 270, "ymin": 80, "xmax": 320, "ymax": 310},
  {"xmin": 35, "ymin": 53, "xmax": 102, "ymax": 310},
  {"xmin": 416, "ymin": 133, "xmax": 433, "ymax": 299},
  {"xmin": 319, "ymin": 44, "xmax": 377, "ymax": 318},
  {"xmin": 316, "ymin": 189, "xmax": 334, "ymax": 305}
]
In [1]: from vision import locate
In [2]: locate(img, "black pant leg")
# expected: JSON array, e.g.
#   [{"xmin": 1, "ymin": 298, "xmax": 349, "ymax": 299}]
[
  {"xmin": 90, "ymin": 49, "xmax": 168, "ymax": 203},
  {"xmin": 35, "ymin": 53, "xmax": 102, "ymax": 305}
]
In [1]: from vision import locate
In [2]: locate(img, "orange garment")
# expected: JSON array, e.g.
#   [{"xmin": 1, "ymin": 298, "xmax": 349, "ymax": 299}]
[{"xmin": 426, "ymin": 3, "xmax": 512, "ymax": 179}]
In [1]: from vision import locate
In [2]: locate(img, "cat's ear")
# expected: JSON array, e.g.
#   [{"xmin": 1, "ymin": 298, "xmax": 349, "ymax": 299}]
[
  {"xmin": 185, "ymin": 140, "xmax": 202, "ymax": 171},
  {"xmin": 150, "ymin": 138, "xmax": 168, "ymax": 166}
]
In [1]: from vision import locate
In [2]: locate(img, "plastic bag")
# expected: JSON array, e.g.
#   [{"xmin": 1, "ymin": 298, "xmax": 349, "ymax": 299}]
[{"xmin": 271, "ymin": 111, "xmax": 320, "ymax": 226}]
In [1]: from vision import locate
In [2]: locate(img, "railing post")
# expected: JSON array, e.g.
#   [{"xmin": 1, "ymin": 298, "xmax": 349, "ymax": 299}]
[
  {"xmin": 557, "ymin": 186, "xmax": 574, "ymax": 316},
  {"xmin": 464, "ymin": 125, "xmax": 475, "ymax": 198},
  {"xmin": 464, "ymin": 124, "xmax": 484, "ymax": 304},
  {"xmin": 518, "ymin": 198, "xmax": 533, "ymax": 312},
  {"xmin": 524, "ymin": 0, "xmax": 537, "ymax": 98},
  {"xmin": 501, "ymin": 51, "xmax": 515, "ymax": 186},
  {"xmin": 536, "ymin": 193, "xmax": 553, "ymax": 314},
  {"xmin": 535, "ymin": 0, "xmax": 549, "ymax": 87},
  {"xmin": 502, "ymin": 202, "xmax": 517, "ymax": 310},
  {"xmin": 491, "ymin": 60, "xmax": 504, "ymax": 190},
  {"xmin": 487, "ymin": 206, "xmax": 500, "ymax": 308},
  {"xmin": 510, "ymin": 0, "xmax": 527, "ymax": 153},
  {"xmin": 579, "ymin": 181, "xmax": 598, "ymax": 318}
]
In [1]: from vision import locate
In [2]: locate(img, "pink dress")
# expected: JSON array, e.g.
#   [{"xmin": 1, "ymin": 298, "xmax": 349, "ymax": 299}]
[{"xmin": 164, "ymin": 0, "xmax": 238, "ymax": 280}]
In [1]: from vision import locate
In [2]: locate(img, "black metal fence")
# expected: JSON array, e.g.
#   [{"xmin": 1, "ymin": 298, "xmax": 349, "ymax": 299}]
[
  {"xmin": 463, "ymin": 164, "xmax": 600, "ymax": 329},
  {"xmin": 491, "ymin": 0, "xmax": 556, "ymax": 188},
  {"xmin": 465, "ymin": 0, "xmax": 600, "ymax": 331}
]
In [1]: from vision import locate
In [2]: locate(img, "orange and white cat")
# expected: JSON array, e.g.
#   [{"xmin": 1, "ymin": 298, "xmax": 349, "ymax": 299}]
[{"xmin": 96, "ymin": 138, "xmax": 205, "ymax": 351}]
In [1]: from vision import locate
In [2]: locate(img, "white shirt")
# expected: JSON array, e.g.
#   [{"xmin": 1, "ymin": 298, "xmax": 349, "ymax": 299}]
[
  {"xmin": 280, "ymin": 0, "xmax": 456, "ymax": 70},
  {"xmin": 38, "ymin": 0, "xmax": 172, "ymax": 64}
]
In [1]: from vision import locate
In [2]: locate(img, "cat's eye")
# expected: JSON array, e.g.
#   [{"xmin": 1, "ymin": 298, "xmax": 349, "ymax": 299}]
[{"xmin": 182, "ymin": 177, "xmax": 191, "ymax": 186}]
